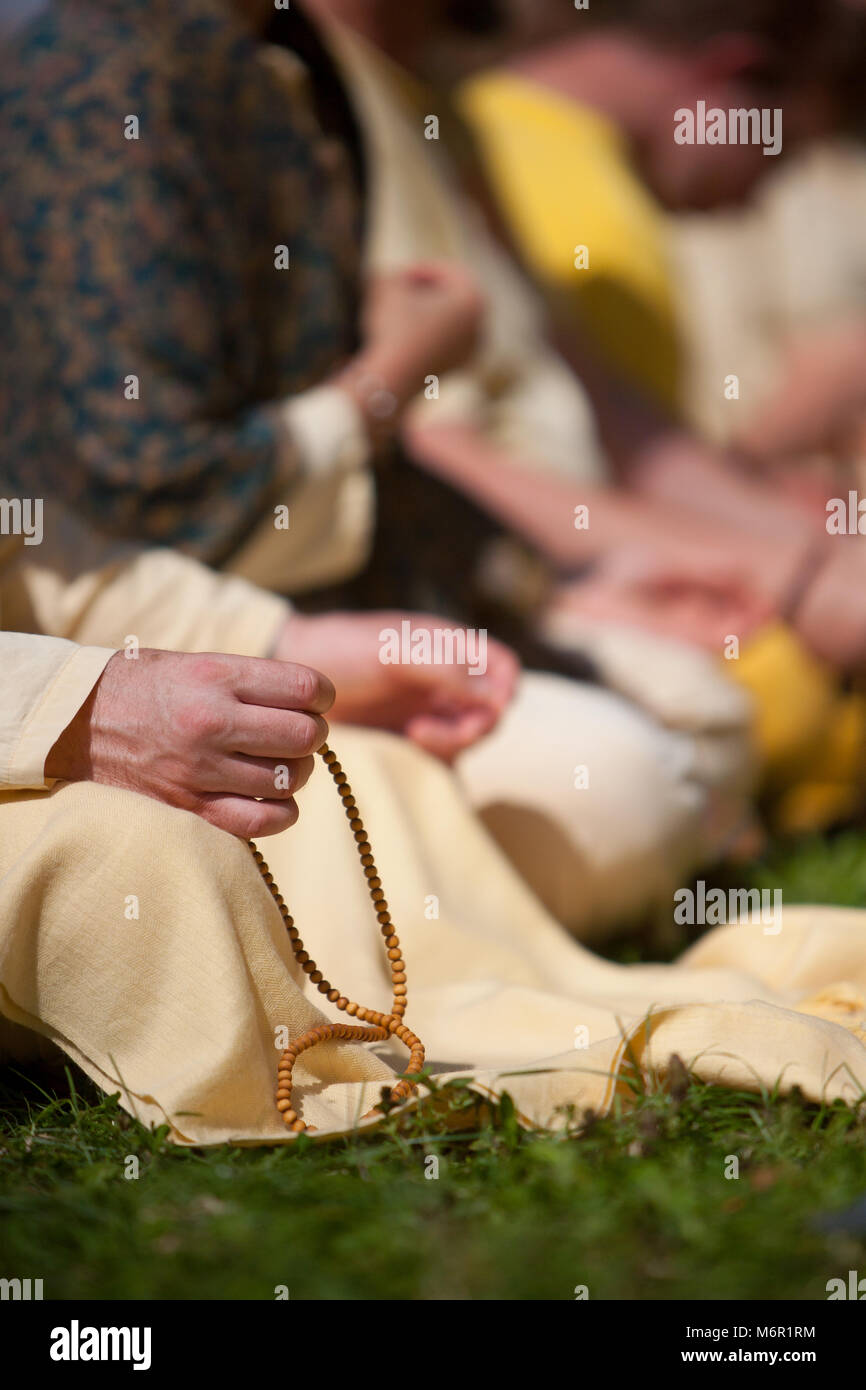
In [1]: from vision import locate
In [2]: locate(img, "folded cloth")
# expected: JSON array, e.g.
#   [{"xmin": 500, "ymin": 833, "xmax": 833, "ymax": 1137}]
[{"xmin": 1, "ymin": 725, "xmax": 864, "ymax": 1143}]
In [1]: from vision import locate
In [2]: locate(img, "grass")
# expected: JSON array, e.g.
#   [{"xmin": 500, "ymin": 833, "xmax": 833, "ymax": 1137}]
[{"xmin": 2, "ymin": 829, "xmax": 866, "ymax": 1301}]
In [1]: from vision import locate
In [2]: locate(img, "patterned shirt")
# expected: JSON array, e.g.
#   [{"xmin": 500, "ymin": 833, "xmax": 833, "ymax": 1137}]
[{"xmin": 0, "ymin": 0, "xmax": 365, "ymax": 560}]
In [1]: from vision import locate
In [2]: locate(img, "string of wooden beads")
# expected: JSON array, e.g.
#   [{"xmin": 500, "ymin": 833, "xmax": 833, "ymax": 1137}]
[{"xmin": 249, "ymin": 744, "xmax": 426, "ymax": 1133}]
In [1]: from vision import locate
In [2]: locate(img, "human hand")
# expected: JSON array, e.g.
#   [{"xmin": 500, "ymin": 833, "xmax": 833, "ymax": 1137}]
[
  {"xmin": 544, "ymin": 547, "xmax": 775, "ymax": 655},
  {"xmin": 275, "ymin": 610, "xmax": 518, "ymax": 762},
  {"xmin": 340, "ymin": 262, "xmax": 485, "ymax": 431},
  {"xmin": 44, "ymin": 649, "xmax": 334, "ymax": 838},
  {"xmin": 792, "ymin": 540, "xmax": 866, "ymax": 668}
]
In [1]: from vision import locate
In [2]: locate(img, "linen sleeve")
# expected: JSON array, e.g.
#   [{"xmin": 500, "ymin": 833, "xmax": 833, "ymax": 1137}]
[{"xmin": 0, "ymin": 635, "xmax": 117, "ymax": 791}]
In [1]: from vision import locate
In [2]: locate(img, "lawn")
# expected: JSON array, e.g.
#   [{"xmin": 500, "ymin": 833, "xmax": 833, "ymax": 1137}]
[{"xmin": 2, "ymin": 831, "xmax": 866, "ymax": 1302}]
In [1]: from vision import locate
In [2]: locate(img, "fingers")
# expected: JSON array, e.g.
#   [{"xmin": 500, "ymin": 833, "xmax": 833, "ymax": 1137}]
[
  {"xmin": 207, "ymin": 753, "xmax": 316, "ymax": 801},
  {"xmin": 403, "ymin": 629, "xmax": 518, "ymax": 705},
  {"xmin": 228, "ymin": 657, "xmax": 335, "ymax": 715},
  {"xmin": 481, "ymin": 640, "xmax": 521, "ymax": 710},
  {"xmin": 196, "ymin": 793, "xmax": 301, "ymax": 840},
  {"xmin": 228, "ymin": 707, "xmax": 329, "ymax": 759},
  {"xmin": 406, "ymin": 704, "xmax": 498, "ymax": 763}
]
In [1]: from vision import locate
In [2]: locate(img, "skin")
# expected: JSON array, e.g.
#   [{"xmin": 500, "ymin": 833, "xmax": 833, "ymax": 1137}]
[
  {"xmin": 277, "ymin": 610, "xmax": 519, "ymax": 760},
  {"xmin": 44, "ymin": 612, "xmax": 521, "ymax": 838},
  {"xmin": 45, "ymin": 650, "xmax": 334, "ymax": 840}
]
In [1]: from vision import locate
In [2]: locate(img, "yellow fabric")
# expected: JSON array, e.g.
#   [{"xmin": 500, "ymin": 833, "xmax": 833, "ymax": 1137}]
[
  {"xmin": 0, "ymin": 529, "xmax": 755, "ymax": 943},
  {"xmin": 1, "ymin": 727, "xmax": 865, "ymax": 1144},
  {"xmin": 728, "ymin": 624, "xmax": 866, "ymax": 833},
  {"xmin": 325, "ymin": 23, "xmax": 607, "ymax": 483},
  {"xmin": 459, "ymin": 72, "xmax": 681, "ymax": 409},
  {"xmin": 1, "ymin": 537, "xmax": 863, "ymax": 1141}
]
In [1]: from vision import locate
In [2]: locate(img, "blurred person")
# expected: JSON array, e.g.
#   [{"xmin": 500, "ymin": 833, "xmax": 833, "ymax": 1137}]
[
  {"xmin": 462, "ymin": 0, "xmax": 860, "ymax": 403},
  {"xmin": 671, "ymin": 141, "xmax": 866, "ymax": 466},
  {"xmin": 449, "ymin": 0, "xmax": 866, "ymax": 643},
  {"xmin": 448, "ymin": 0, "xmax": 866, "ymax": 832},
  {"xmin": 291, "ymin": 0, "xmax": 866, "ymax": 841},
  {"xmin": 2, "ymin": 535, "xmax": 866, "ymax": 1139},
  {"xmin": 0, "ymin": 0, "xmax": 765, "ymax": 938},
  {"xmin": 0, "ymin": 0, "xmax": 485, "ymax": 594}
]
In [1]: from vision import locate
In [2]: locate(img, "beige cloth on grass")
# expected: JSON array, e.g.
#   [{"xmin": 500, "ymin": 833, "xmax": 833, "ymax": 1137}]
[{"xmin": 2, "ymin": 724, "xmax": 864, "ymax": 1144}]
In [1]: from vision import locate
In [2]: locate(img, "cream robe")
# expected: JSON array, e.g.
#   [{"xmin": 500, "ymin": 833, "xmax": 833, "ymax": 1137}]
[
  {"xmin": 0, "ymin": 506, "xmax": 757, "ymax": 940},
  {"xmin": 1, "ymin": 540, "xmax": 865, "ymax": 1142}
]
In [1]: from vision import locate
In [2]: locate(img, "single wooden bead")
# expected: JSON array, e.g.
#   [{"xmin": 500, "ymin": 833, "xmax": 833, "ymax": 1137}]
[
  {"xmin": 310, "ymin": 970, "xmax": 323, "ymax": 984},
  {"xmin": 336, "ymin": 996, "xmax": 349, "ymax": 1010},
  {"xmin": 393, "ymin": 983, "xmax": 408, "ymax": 996},
  {"xmin": 290, "ymin": 1119, "xmax": 305, "ymax": 1132},
  {"xmin": 385, "ymin": 934, "xmax": 399, "ymax": 948},
  {"xmin": 345, "ymin": 1001, "xmax": 358, "ymax": 1016},
  {"xmin": 360, "ymin": 854, "xmax": 374, "ymax": 867},
  {"xmin": 276, "ymin": 1098, "xmax": 293, "ymax": 1112}
]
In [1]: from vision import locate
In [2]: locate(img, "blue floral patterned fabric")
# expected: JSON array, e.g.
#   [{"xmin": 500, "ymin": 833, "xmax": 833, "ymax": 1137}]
[{"xmin": 0, "ymin": 0, "xmax": 364, "ymax": 559}]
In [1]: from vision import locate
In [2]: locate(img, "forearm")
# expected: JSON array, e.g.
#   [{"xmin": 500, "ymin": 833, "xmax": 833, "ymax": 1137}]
[
  {"xmin": 554, "ymin": 326, "xmax": 829, "ymax": 544},
  {"xmin": 628, "ymin": 432, "xmax": 829, "ymax": 545},
  {"xmin": 406, "ymin": 419, "xmax": 742, "ymax": 571}
]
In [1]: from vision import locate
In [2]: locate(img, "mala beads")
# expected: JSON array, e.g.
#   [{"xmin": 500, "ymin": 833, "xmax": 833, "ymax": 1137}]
[{"xmin": 249, "ymin": 744, "xmax": 426, "ymax": 1133}]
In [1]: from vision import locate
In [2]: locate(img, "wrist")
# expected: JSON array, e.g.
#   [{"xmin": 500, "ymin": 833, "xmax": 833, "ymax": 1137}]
[
  {"xmin": 336, "ymin": 346, "xmax": 418, "ymax": 434},
  {"xmin": 43, "ymin": 651, "xmax": 122, "ymax": 782},
  {"xmin": 780, "ymin": 538, "xmax": 833, "ymax": 627}
]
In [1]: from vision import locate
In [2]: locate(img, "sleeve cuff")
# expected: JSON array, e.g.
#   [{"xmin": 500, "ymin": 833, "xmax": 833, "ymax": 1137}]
[
  {"xmin": 8, "ymin": 643, "xmax": 117, "ymax": 790},
  {"xmin": 278, "ymin": 384, "xmax": 371, "ymax": 481}
]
